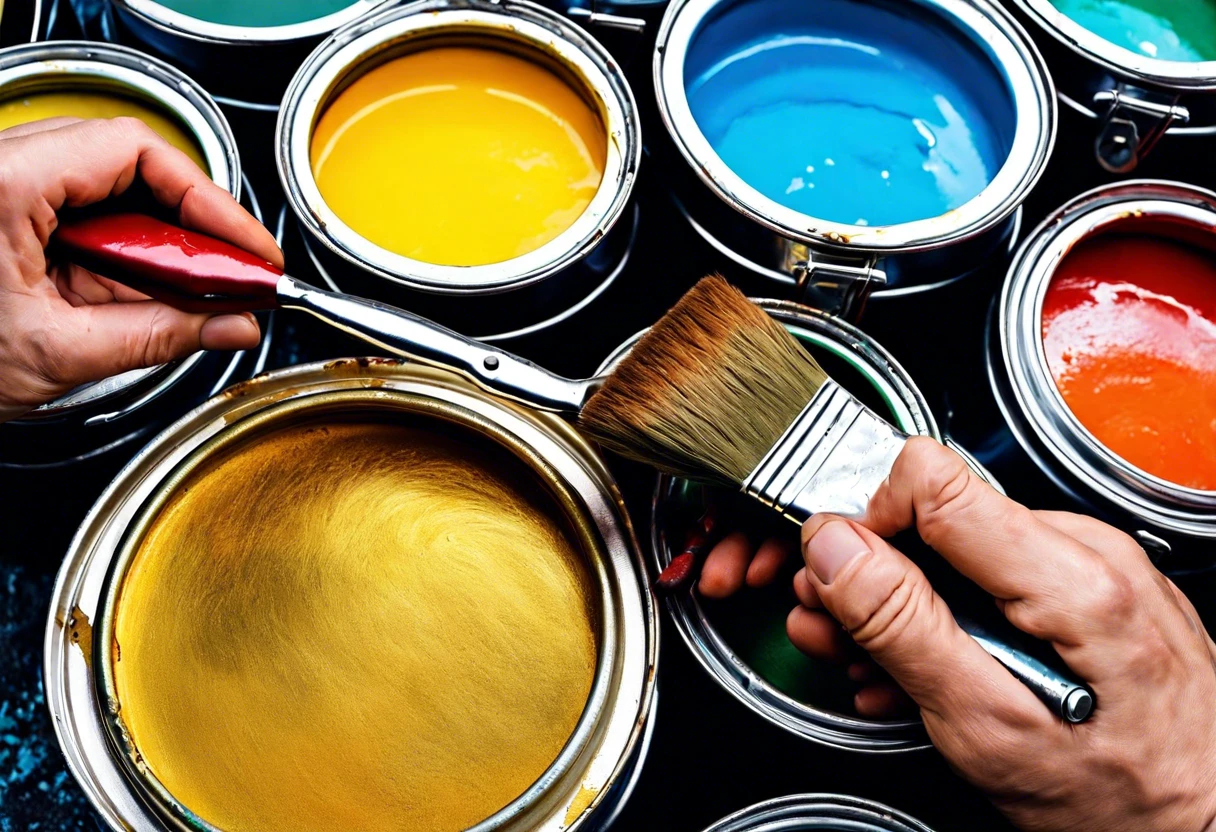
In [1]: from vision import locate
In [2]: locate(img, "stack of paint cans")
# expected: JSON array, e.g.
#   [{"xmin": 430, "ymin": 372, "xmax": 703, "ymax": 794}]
[{"xmin": 0, "ymin": 0, "xmax": 1210, "ymax": 827}]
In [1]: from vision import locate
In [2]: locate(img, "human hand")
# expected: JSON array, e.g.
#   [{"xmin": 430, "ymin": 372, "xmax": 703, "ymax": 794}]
[
  {"xmin": 0, "ymin": 117, "xmax": 282, "ymax": 423},
  {"xmin": 797, "ymin": 437, "xmax": 1216, "ymax": 831}
]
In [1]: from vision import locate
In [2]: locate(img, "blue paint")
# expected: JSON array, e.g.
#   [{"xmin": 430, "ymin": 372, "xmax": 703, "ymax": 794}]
[{"xmin": 684, "ymin": 0, "xmax": 1016, "ymax": 227}]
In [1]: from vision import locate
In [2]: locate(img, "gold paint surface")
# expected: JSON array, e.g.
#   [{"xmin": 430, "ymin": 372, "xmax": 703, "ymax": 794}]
[{"xmin": 113, "ymin": 419, "xmax": 598, "ymax": 831}]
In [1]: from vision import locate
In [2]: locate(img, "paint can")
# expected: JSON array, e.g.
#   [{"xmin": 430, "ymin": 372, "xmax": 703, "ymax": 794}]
[
  {"xmin": 652, "ymin": 0, "xmax": 1055, "ymax": 319},
  {"xmin": 0, "ymin": 41, "xmax": 274, "ymax": 472},
  {"xmin": 599, "ymin": 299, "xmax": 1000, "ymax": 752},
  {"xmin": 278, "ymin": 0, "xmax": 641, "ymax": 341},
  {"xmin": 702, "ymin": 794, "xmax": 937, "ymax": 832},
  {"xmin": 1006, "ymin": 0, "xmax": 1216, "ymax": 173},
  {"xmin": 45, "ymin": 358, "xmax": 657, "ymax": 831},
  {"xmin": 991, "ymin": 180, "xmax": 1216, "ymax": 569},
  {"xmin": 101, "ymin": 0, "xmax": 384, "ymax": 105}
]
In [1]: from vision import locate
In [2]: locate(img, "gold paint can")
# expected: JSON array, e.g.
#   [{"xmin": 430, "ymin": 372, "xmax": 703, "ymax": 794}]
[{"xmin": 46, "ymin": 359, "xmax": 656, "ymax": 831}]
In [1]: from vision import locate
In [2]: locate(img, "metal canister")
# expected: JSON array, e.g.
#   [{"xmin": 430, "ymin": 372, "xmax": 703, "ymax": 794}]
[
  {"xmin": 101, "ymin": 0, "xmax": 385, "ymax": 105},
  {"xmin": 45, "ymin": 358, "xmax": 658, "ymax": 831},
  {"xmin": 1007, "ymin": 0, "xmax": 1216, "ymax": 173},
  {"xmin": 703, "ymin": 795, "xmax": 937, "ymax": 832},
  {"xmin": 599, "ymin": 299, "xmax": 1001, "ymax": 752},
  {"xmin": 0, "ymin": 41, "xmax": 274, "ymax": 472},
  {"xmin": 991, "ymin": 180, "xmax": 1216, "ymax": 568},
  {"xmin": 277, "ymin": 0, "xmax": 642, "ymax": 341},
  {"xmin": 651, "ymin": 0, "xmax": 1055, "ymax": 319}
]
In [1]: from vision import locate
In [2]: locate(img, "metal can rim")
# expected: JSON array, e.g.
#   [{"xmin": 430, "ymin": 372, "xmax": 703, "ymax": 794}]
[
  {"xmin": 997, "ymin": 179, "xmax": 1216, "ymax": 539},
  {"xmin": 277, "ymin": 0, "xmax": 642, "ymax": 296},
  {"xmin": 702, "ymin": 793, "xmax": 938, "ymax": 832},
  {"xmin": 44, "ymin": 358, "xmax": 658, "ymax": 831},
  {"xmin": 652, "ymin": 0, "xmax": 1056, "ymax": 255}
]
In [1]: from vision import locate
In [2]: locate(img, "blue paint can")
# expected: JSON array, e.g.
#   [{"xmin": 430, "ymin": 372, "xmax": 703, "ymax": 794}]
[{"xmin": 654, "ymin": 0, "xmax": 1054, "ymax": 317}]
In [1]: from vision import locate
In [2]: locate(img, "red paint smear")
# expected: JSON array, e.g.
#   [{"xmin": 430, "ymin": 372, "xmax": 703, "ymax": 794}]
[{"xmin": 1042, "ymin": 234, "xmax": 1216, "ymax": 491}]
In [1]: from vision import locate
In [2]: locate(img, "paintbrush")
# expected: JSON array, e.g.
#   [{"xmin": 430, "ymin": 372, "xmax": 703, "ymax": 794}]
[{"xmin": 54, "ymin": 214, "xmax": 1092, "ymax": 723}]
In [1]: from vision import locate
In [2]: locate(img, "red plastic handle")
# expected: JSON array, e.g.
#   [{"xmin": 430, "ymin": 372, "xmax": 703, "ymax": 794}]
[{"xmin": 54, "ymin": 213, "xmax": 284, "ymax": 314}]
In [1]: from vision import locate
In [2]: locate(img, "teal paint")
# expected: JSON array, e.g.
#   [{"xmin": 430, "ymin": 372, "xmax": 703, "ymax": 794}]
[
  {"xmin": 684, "ymin": 0, "xmax": 1016, "ymax": 227},
  {"xmin": 1051, "ymin": 0, "xmax": 1216, "ymax": 61},
  {"xmin": 154, "ymin": 0, "xmax": 359, "ymax": 27}
]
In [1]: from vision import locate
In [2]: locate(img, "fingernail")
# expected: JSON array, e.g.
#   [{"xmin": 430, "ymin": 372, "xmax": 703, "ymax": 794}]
[
  {"xmin": 804, "ymin": 521, "xmax": 870, "ymax": 584},
  {"xmin": 200, "ymin": 313, "xmax": 260, "ymax": 351}
]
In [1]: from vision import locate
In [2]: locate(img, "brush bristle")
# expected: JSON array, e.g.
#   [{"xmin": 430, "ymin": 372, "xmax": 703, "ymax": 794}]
[{"xmin": 579, "ymin": 276, "xmax": 828, "ymax": 484}]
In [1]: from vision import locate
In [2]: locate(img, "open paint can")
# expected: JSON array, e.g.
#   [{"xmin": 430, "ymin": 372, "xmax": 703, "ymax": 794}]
[
  {"xmin": 1007, "ymin": 0, "xmax": 1216, "ymax": 172},
  {"xmin": 102, "ymin": 0, "xmax": 384, "ymax": 105},
  {"xmin": 992, "ymin": 180, "xmax": 1216, "ymax": 567},
  {"xmin": 600, "ymin": 300, "xmax": 999, "ymax": 752},
  {"xmin": 0, "ymin": 41, "xmax": 274, "ymax": 470},
  {"xmin": 653, "ymin": 0, "xmax": 1054, "ymax": 317},
  {"xmin": 703, "ymin": 795, "xmax": 936, "ymax": 832},
  {"xmin": 46, "ymin": 358, "xmax": 657, "ymax": 831},
  {"xmin": 278, "ymin": 0, "xmax": 641, "ymax": 340}
]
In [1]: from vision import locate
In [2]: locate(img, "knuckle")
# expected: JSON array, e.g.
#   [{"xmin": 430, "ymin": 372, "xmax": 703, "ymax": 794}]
[
  {"xmin": 845, "ymin": 563, "xmax": 933, "ymax": 656},
  {"xmin": 913, "ymin": 454, "xmax": 980, "ymax": 546},
  {"xmin": 1084, "ymin": 564, "xmax": 1137, "ymax": 622},
  {"xmin": 109, "ymin": 116, "xmax": 156, "ymax": 142},
  {"xmin": 130, "ymin": 309, "xmax": 183, "ymax": 367}
]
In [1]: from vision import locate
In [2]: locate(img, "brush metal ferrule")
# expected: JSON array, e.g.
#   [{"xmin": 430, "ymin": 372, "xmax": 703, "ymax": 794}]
[{"xmin": 742, "ymin": 380, "xmax": 907, "ymax": 524}]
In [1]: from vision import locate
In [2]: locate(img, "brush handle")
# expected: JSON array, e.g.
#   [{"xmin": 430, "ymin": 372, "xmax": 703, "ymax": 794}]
[
  {"xmin": 54, "ymin": 213, "xmax": 282, "ymax": 313},
  {"xmin": 53, "ymin": 213, "xmax": 593, "ymax": 413},
  {"xmin": 275, "ymin": 276, "xmax": 592, "ymax": 413}
]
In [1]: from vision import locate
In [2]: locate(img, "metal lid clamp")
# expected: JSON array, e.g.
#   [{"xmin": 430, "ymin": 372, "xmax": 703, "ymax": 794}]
[
  {"xmin": 1093, "ymin": 87, "xmax": 1189, "ymax": 173},
  {"xmin": 783, "ymin": 242, "xmax": 888, "ymax": 321}
]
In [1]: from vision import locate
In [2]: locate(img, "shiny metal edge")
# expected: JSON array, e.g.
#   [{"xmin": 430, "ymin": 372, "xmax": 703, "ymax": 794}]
[
  {"xmin": 277, "ymin": 0, "xmax": 642, "ymax": 295},
  {"xmin": 0, "ymin": 40, "xmax": 241, "ymax": 418},
  {"xmin": 44, "ymin": 359, "xmax": 657, "ymax": 832},
  {"xmin": 702, "ymin": 794, "xmax": 938, "ymax": 832},
  {"xmin": 998, "ymin": 179, "xmax": 1216, "ymax": 539},
  {"xmin": 652, "ymin": 0, "xmax": 1056, "ymax": 254}
]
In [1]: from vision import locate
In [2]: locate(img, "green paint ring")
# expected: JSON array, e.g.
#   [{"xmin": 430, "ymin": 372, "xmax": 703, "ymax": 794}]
[
  {"xmin": 150, "ymin": 0, "xmax": 363, "ymax": 28},
  {"xmin": 1050, "ymin": 0, "xmax": 1216, "ymax": 61}
]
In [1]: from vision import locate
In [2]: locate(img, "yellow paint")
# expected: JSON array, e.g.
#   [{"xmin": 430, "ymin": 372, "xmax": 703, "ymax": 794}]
[
  {"xmin": 113, "ymin": 420, "xmax": 598, "ymax": 831},
  {"xmin": 310, "ymin": 46, "xmax": 607, "ymax": 266},
  {"xmin": 0, "ymin": 89, "xmax": 208, "ymax": 171},
  {"xmin": 563, "ymin": 783, "xmax": 600, "ymax": 826}
]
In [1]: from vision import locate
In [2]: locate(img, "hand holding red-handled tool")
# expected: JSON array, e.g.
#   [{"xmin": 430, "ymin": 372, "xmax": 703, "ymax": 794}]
[{"xmin": 0, "ymin": 116, "xmax": 279, "ymax": 423}]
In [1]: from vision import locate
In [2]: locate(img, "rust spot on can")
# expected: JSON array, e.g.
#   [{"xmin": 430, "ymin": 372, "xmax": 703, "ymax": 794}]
[{"xmin": 68, "ymin": 605, "xmax": 93, "ymax": 668}]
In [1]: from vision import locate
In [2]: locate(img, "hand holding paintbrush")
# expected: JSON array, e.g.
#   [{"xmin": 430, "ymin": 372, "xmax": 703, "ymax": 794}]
[{"xmin": 52, "ymin": 216, "xmax": 1090, "ymax": 722}]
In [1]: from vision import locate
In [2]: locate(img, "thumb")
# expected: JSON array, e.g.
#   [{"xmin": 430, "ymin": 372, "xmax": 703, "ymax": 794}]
[
  {"xmin": 801, "ymin": 516, "xmax": 1046, "ymax": 732},
  {"xmin": 52, "ymin": 301, "xmax": 259, "ymax": 389}
]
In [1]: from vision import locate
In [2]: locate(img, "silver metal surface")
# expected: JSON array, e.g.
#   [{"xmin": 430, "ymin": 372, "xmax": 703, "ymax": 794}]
[
  {"xmin": 744, "ymin": 381, "xmax": 907, "ymax": 523},
  {"xmin": 996, "ymin": 180, "xmax": 1216, "ymax": 543},
  {"xmin": 0, "ymin": 41, "xmax": 240, "ymax": 421},
  {"xmin": 277, "ymin": 275, "xmax": 597, "ymax": 412},
  {"xmin": 45, "ymin": 359, "xmax": 657, "ymax": 832},
  {"xmin": 278, "ymin": 0, "xmax": 641, "ymax": 295},
  {"xmin": 653, "ymin": 0, "xmax": 1055, "ymax": 256},
  {"xmin": 702, "ymin": 794, "xmax": 938, "ymax": 832}
]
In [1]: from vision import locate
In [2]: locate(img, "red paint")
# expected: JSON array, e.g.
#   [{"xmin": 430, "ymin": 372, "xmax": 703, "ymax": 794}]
[
  {"xmin": 656, "ymin": 509, "xmax": 720, "ymax": 594},
  {"xmin": 1042, "ymin": 233, "xmax": 1216, "ymax": 490},
  {"xmin": 54, "ymin": 213, "xmax": 282, "ymax": 314}
]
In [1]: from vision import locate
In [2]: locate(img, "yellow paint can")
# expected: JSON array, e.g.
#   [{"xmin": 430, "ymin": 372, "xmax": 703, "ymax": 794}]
[{"xmin": 310, "ymin": 46, "xmax": 607, "ymax": 266}]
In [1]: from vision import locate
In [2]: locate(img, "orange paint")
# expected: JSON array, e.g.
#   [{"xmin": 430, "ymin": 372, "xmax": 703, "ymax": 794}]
[{"xmin": 1042, "ymin": 234, "xmax": 1216, "ymax": 490}]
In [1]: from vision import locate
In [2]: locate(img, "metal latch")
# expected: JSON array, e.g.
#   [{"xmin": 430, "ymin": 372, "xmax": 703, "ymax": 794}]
[
  {"xmin": 1093, "ymin": 88, "xmax": 1189, "ymax": 173},
  {"xmin": 784, "ymin": 243, "xmax": 887, "ymax": 322},
  {"xmin": 566, "ymin": 6, "xmax": 646, "ymax": 31}
]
